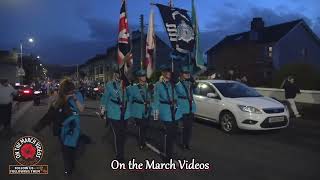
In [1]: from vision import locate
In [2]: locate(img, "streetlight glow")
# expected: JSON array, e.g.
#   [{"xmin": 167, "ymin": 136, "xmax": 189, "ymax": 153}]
[{"xmin": 28, "ymin": 38, "xmax": 34, "ymax": 43}]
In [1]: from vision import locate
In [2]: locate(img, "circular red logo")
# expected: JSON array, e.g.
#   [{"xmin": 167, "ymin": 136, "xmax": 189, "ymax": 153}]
[{"xmin": 13, "ymin": 136, "xmax": 44, "ymax": 166}]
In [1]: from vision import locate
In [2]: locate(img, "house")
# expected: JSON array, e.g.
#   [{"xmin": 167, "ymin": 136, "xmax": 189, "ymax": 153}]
[
  {"xmin": 80, "ymin": 30, "xmax": 172, "ymax": 83},
  {"xmin": 206, "ymin": 17, "xmax": 320, "ymax": 85}
]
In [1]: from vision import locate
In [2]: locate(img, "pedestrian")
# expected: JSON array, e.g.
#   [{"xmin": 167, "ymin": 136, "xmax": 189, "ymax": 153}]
[
  {"xmin": 175, "ymin": 66, "xmax": 197, "ymax": 150},
  {"xmin": 0, "ymin": 79, "xmax": 17, "ymax": 135},
  {"xmin": 101, "ymin": 70, "xmax": 131, "ymax": 162},
  {"xmin": 282, "ymin": 76, "xmax": 301, "ymax": 118},
  {"xmin": 153, "ymin": 65, "xmax": 182, "ymax": 162},
  {"xmin": 129, "ymin": 69, "xmax": 152, "ymax": 150},
  {"xmin": 54, "ymin": 79, "xmax": 85, "ymax": 176}
]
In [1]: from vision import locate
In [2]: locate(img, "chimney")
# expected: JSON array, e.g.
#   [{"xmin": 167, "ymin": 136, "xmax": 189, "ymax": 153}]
[{"xmin": 251, "ymin": 17, "xmax": 264, "ymax": 32}]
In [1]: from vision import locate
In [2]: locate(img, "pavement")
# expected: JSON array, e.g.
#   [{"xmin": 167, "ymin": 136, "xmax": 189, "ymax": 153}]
[{"xmin": 1, "ymin": 98, "xmax": 320, "ymax": 180}]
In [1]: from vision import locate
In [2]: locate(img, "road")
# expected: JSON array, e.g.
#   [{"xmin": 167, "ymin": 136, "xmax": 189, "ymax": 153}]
[{"xmin": 1, "ymin": 98, "xmax": 320, "ymax": 180}]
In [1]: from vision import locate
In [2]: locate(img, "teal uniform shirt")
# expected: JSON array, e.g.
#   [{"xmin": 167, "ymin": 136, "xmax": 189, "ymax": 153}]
[
  {"xmin": 175, "ymin": 80, "xmax": 197, "ymax": 114},
  {"xmin": 153, "ymin": 80, "xmax": 182, "ymax": 122},
  {"xmin": 102, "ymin": 80, "xmax": 131, "ymax": 120},
  {"xmin": 60, "ymin": 91, "xmax": 84, "ymax": 147},
  {"xmin": 129, "ymin": 83, "xmax": 151, "ymax": 119}
]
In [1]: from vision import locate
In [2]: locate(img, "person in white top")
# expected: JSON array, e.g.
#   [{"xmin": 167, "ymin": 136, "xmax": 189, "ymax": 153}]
[{"xmin": 0, "ymin": 79, "xmax": 17, "ymax": 133}]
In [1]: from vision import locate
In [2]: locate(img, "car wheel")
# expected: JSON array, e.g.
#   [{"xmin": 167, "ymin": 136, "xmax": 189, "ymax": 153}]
[{"xmin": 220, "ymin": 112, "xmax": 238, "ymax": 133}]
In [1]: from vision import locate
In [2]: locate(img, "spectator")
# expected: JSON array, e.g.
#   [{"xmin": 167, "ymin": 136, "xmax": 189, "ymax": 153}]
[
  {"xmin": 282, "ymin": 76, "xmax": 301, "ymax": 118},
  {"xmin": 241, "ymin": 75, "xmax": 248, "ymax": 84},
  {"xmin": 0, "ymin": 79, "xmax": 17, "ymax": 135}
]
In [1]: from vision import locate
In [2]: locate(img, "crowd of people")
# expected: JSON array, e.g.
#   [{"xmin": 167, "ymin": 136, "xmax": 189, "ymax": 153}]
[
  {"xmin": 0, "ymin": 67, "xmax": 303, "ymax": 177},
  {"xmin": 30, "ymin": 65, "xmax": 197, "ymax": 176}
]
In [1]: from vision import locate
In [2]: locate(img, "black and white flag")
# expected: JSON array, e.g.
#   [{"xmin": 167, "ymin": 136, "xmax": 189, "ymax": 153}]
[{"xmin": 156, "ymin": 4, "xmax": 195, "ymax": 54}]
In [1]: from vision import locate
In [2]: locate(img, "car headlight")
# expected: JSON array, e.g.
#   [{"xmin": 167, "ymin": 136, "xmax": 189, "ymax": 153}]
[{"xmin": 238, "ymin": 105, "xmax": 262, "ymax": 114}]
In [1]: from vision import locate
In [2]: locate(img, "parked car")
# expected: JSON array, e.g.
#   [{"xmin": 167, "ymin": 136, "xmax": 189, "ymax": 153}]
[
  {"xmin": 14, "ymin": 85, "xmax": 34, "ymax": 101},
  {"xmin": 193, "ymin": 80, "xmax": 290, "ymax": 133}
]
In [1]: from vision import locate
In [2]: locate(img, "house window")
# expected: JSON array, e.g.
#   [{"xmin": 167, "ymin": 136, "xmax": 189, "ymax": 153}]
[
  {"xmin": 266, "ymin": 46, "xmax": 272, "ymax": 58},
  {"xmin": 301, "ymin": 48, "xmax": 308, "ymax": 57},
  {"xmin": 99, "ymin": 65, "xmax": 103, "ymax": 74}
]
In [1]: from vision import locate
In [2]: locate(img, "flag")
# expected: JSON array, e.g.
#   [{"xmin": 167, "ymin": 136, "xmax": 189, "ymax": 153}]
[
  {"xmin": 145, "ymin": 9, "xmax": 155, "ymax": 78},
  {"xmin": 156, "ymin": 4, "xmax": 195, "ymax": 54},
  {"xmin": 118, "ymin": 0, "xmax": 132, "ymax": 85},
  {"xmin": 192, "ymin": 0, "xmax": 206, "ymax": 71}
]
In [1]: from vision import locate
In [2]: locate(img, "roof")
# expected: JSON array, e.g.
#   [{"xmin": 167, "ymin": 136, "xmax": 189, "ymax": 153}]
[{"xmin": 206, "ymin": 19, "xmax": 304, "ymax": 54}]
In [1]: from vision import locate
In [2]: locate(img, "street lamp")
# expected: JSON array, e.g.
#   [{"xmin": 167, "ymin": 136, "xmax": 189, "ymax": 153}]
[
  {"xmin": 28, "ymin": 38, "xmax": 34, "ymax": 43},
  {"xmin": 20, "ymin": 37, "xmax": 34, "ymax": 67}
]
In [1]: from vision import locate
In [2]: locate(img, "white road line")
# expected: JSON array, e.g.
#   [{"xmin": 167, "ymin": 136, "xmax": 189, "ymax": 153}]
[{"xmin": 146, "ymin": 142, "xmax": 161, "ymax": 155}]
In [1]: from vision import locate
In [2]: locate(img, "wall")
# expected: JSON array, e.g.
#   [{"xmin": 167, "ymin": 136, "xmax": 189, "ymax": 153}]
[
  {"xmin": 255, "ymin": 87, "xmax": 320, "ymax": 104},
  {"xmin": 0, "ymin": 63, "xmax": 17, "ymax": 83}
]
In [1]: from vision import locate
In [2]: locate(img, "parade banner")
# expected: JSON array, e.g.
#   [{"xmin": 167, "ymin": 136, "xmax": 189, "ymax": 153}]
[{"xmin": 155, "ymin": 4, "xmax": 195, "ymax": 54}]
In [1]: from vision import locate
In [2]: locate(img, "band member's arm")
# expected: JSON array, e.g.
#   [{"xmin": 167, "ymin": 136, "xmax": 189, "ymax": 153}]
[
  {"xmin": 103, "ymin": 83, "xmax": 111, "ymax": 112},
  {"xmin": 152, "ymin": 83, "xmax": 160, "ymax": 112},
  {"xmin": 74, "ymin": 92, "xmax": 85, "ymax": 112}
]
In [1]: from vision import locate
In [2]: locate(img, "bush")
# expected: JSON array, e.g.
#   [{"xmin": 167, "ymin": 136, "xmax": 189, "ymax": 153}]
[{"xmin": 272, "ymin": 63, "xmax": 320, "ymax": 90}]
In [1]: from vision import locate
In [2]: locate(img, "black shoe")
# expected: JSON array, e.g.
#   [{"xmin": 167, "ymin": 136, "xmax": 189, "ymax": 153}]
[
  {"xmin": 115, "ymin": 157, "xmax": 125, "ymax": 163},
  {"xmin": 139, "ymin": 143, "xmax": 146, "ymax": 150},
  {"xmin": 183, "ymin": 145, "xmax": 191, "ymax": 150},
  {"xmin": 64, "ymin": 170, "xmax": 72, "ymax": 177}
]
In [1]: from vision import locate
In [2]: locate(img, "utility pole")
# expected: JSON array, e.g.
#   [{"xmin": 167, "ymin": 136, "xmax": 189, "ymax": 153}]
[{"xmin": 140, "ymin": 14, "xmax": 145, "ymax": 69}]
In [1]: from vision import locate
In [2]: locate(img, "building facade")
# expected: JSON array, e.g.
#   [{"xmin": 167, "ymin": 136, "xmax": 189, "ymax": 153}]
[
  {"xmin": 0, "ymin": 49, "xmax": 18, "ymax": 83},
  {"xmin": 206, "ymin": 18, "xmax": 320, "ymax": 85},
  {"xmin": 79, "ymin": 31, "xmax": 172, "ymax": 83}
]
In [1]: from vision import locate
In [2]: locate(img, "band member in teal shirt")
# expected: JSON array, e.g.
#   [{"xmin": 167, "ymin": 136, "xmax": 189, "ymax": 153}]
[
  {"xmin": 102, "ymin": 70, "xmax": 131, "ymax": 162},
  {"xmin": 175, "ymin": 66, "xmax": 197, "ymax": 150},
  {"xmin": 153, "ymin": 65, "xmax": 182, "ymax": 161},
  {"xmin": 129, "ymin": 69, "xmax": 152, "ymax": 150}
]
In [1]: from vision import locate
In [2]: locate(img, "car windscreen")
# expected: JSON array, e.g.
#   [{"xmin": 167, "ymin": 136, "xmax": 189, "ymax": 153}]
[{"xmin": 213, "ymin": 82, "xmax": 262, "ymax": 98}]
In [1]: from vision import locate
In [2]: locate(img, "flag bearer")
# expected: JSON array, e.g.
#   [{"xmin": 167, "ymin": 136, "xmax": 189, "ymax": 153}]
[
  {"xmin": 153, "ymin": 65, "xmax": 182, "ymax": 162},
  {"xmin": 129, "ymin": 69, "xmax": 152, "ymax": 150},
  {"xmin": 175, "ymin": 66, "xmax": 197, "ymax": 150},
  {"xmin": 102, "ymin": 69, "xmax": 131, "ymax": 162}
]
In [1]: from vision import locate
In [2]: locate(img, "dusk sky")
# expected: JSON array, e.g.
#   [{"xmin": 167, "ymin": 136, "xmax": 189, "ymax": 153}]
[{"xmin": 0, "ymin": 0, "xmax": 319, "ymax": 65}]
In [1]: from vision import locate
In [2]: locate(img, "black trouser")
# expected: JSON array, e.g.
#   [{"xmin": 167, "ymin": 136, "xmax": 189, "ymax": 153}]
[
  {"xmin": 182, "ymin": 113, "xmax": 194, "ymax": 146},
  {"xmin": 61, "ymin": 145, "xmax": 76, "ymax": 173},
  {"xmin": 162, "ymin": 121, "xmax": 178, "ymax": 160},
  {"xmin": 0, "ymin": 103, "xmax": 12, "ymax": 129},
  {"xmin": 135, "ymin": 118, "xmax": 148, "ymax": 146},
  {"xmin": 110, "ymin": 119, "xmax": 128, "ymax": 160}
]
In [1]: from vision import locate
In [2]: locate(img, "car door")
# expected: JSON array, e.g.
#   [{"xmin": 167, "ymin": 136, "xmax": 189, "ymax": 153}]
[
  {"xmin": 193, "ymin": 83, "xmax": 206, "ymax": 117},
  {"xmin": 196, "ymin": 82, "xmax": 221, "ymax": 122}
]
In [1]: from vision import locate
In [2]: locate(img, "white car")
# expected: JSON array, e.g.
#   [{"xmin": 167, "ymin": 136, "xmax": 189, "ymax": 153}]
[{"xmin": 193, "ymin": 80, "xmax": 289, "ymax": 133}]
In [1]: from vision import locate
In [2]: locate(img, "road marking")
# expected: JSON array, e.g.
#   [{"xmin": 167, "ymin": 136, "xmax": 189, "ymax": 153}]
[{"xmin": 146, "ymin": 142, "xmax": 161, "ymax": 155}]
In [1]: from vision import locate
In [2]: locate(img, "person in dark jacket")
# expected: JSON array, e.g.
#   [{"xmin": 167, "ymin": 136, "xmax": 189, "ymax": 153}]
[{"xmin": 283, "ymin": 76, "xmax": 301, "ymax": 118}]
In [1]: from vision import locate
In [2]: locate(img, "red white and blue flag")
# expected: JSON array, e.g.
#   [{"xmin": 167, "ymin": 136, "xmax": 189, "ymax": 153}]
[{"xmin": 118, "ymin": 0, "xmax": 132, "ymax": 84}]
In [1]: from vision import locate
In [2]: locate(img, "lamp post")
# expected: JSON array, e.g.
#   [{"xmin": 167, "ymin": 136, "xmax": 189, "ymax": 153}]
[
  {"xmin": 19, "ymin": 38, "xmax": 34, "ymax": 67},
  {"xmin": 18, "ymin": 38, "xmax": 35, "ymax": 84}
]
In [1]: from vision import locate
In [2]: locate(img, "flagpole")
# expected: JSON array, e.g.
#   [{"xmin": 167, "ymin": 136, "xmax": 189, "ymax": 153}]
[{"xmin": 140, "ymin": 14, "xmax": 144, "ymax": 70}]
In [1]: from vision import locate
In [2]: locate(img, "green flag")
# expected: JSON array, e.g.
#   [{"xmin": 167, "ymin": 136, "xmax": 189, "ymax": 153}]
[{"xmin": 192, "ymin": 0, "xmax": 206, "ymax": 71}]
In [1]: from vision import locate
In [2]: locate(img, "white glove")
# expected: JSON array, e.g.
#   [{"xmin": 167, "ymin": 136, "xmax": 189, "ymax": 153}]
[{"xmin": 153, "ymin": 110, "xmax": 159, "ymax": 121}]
